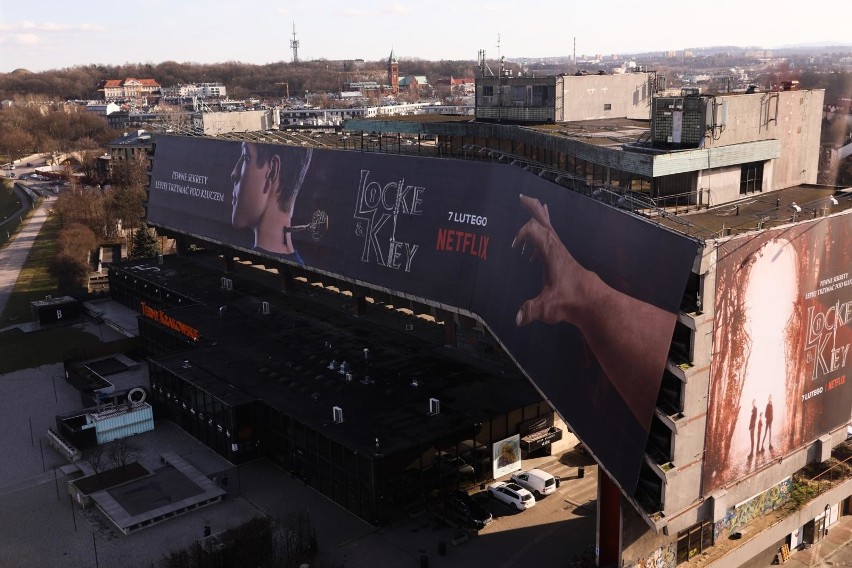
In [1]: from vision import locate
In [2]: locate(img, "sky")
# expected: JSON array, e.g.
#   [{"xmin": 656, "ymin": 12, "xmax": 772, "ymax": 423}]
[{"xmin": 0, "ymin": 0, "xmax": 850, "ymax": 73}]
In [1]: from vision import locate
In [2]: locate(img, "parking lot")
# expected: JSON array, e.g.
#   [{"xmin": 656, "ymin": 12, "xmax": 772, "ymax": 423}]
[{"xmin": 0, "ymin": 360, "xmax": 599, "ymax": 567}]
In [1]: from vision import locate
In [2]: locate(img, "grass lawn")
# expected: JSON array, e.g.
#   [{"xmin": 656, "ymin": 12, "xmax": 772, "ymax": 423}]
[
  {"xmin": 0, "ymin": 326, "xmax": 105, "ymax": 374},
  {"xmin": 0, "ymin": 181, "xmax": 23, "ymax": 226},
  {"xmin": 0, "ymin": 209, "xmax": 117, "ymax": 374},
  {"xmin": 0, "ymin": 210, "xmax": 61, "ymax": 327}
]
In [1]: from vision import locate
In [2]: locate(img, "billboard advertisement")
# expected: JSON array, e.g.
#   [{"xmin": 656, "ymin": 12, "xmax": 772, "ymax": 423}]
[
  {"xmin": 147, "ymin": 135, "xmax": 698, "ymax": 494},
  {"xmin": 493, "ymin": 434, "xmax": 522, "ymax": 479},
  {"xmin": 704, "ymin": 215, "xmax": 852, "ymax": 493}
]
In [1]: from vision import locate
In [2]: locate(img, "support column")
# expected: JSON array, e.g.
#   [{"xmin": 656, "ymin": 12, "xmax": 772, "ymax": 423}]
[
  {"xmin": 175, "ymin": 238, "xmax": 190, "ymax": 256},
  {"xmin": 222, "ymin": 254, "xmax": 234, "ymax": 273},
  {"xmin": 440, "ymin": 311, "xmax": 457, "ymax": 347},
  {"xmin": 598, "ymin": 471, "xmax": 622, "ymax": 567},
  {"xmin": 280, "ymin": 270, "xmax": 295, "ymax": 292},
  {"xmin": 353, "ymin": 294, "xmax": 367, "ymax": 317}
]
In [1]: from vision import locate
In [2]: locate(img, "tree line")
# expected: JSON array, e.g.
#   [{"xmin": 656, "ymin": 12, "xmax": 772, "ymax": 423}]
[
  {"xmin": 51, "ymin": 157, "xmax": 152, "ymax": 293},
  {"xmin": 0, "ymin": 102, "xmax": 115, "ymax": 162},
  {"xmin": 0, "ymin": 59, "xmax": 482, "ymax": 101}
]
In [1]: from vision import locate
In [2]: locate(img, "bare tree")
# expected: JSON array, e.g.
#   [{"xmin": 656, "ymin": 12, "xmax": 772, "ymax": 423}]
[
  {"xmin": 83, "ymin": 444, "xmax": 108, "ymax": 474},
  {"xmin": 107, "ymin": 438, "xmax": 140, "ymax": 469}
]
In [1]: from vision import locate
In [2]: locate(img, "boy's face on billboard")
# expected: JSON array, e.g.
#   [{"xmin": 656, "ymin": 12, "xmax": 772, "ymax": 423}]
[{"xmin": 231, "ymin": 142, "xmax": 272, "ymax": 229}]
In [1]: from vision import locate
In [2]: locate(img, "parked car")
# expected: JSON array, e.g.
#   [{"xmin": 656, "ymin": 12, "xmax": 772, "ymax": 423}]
[
  {"xmin": 7, "ymin": 172, "xmax": 15, "ymax": 178},
  {"xmin": 435, "ymin": 451, "xmax": 474, "ymax": 476},
  {"xmin": 25, "ymin": 162, "xmax": 32, "ymax": 167},
  {"xmin": 511, "ymin": 469, "xmax": 557, "ymax": 498},
  {"xmin": 445, "ymin": 491, "xmax": 493, "ymax": 530},
  {"xmin": 487, "ymin": 481, "xmax": 536, "ymax": 510}
]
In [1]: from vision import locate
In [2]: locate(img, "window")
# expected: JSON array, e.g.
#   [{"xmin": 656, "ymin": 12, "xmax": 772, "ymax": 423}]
[
  {"xmin": 483, "ymin": 86, "xmax": 494, "ymax": 97},
  {"xmin": 604, "ymin": 103, "xmax": 612, "ymax": 110},
  {"xmin": 677, "ymin": 520, "xmax": 714, "ymax": 563},
  {"xmin": 740, "ymin": 161, "xmax": 764, "ymax": 194}
]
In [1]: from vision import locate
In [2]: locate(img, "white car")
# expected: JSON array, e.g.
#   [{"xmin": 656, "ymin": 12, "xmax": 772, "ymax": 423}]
[
  {"xmin": 487, "ymin": 481, "xmax": 536, "ymax": 510},
  {"xmin": 511, "ymin": 468, "xmax": 557, "ymax": 498}
]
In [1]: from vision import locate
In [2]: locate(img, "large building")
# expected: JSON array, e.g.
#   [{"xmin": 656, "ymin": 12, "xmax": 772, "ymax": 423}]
[
  {"xmin": 97, "ymin": 78, "xmax": 161, "ymax": 102},
  {"xmin": 475, "ymin": 71, "xmax": 655, "ymax": 123},
  {"xmin": 133, "ymin": 81, "xmax": 851, "ymax": 567}
]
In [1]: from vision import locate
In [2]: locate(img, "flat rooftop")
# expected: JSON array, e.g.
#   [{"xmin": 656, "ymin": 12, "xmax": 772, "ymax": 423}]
[
  {"xmin": 159, "ymin": 119, "xmax": 852, "ymax": 243},
  {"xmin": 653, "ymin": 185, "xmax": 852, "ymax": 240}
]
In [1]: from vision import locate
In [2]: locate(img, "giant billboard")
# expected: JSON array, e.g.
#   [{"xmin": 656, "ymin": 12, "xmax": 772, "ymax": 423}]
[
  {"xmin": 704, "ymin": 215, "xmax": 852, "ymax": 493},
  {"xmin": 147, "ymin": 135, "xmax": 698, "ymax": 494}
]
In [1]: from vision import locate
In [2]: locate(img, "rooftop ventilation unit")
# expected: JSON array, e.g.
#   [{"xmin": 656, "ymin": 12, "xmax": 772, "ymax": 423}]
[
  {"xmin": 220, "ymin": 277, "xmax": 233, "ymax": 291},
  {"xmin": 428, "ymin": 398, "xmax": 440, "ymax": 415},
  {"xmin": 332, "ymin": 406, "xmax": 344, "ymax": 423},
  {"xmin": 261, "ymin": 301, "xmax": 270, "ymax": 315},
  {"xmin": 157, "ymin": 254, "xmax": 163, "ymax": 265}
]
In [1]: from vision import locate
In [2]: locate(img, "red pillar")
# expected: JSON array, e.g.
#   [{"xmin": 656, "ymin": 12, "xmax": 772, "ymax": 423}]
[{"xmin": 598, "ymin": 471, "xmax": 621, "ymax": 567}]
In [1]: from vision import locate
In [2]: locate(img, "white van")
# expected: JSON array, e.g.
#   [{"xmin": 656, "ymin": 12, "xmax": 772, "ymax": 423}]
[{"xmin": 510, "ymin": 468, "xmax": 557, "ymax": 498}]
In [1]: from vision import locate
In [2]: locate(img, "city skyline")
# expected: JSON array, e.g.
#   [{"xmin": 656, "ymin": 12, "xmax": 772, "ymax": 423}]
[{"xmin": 1, "ymin": 0, "xmax": 851, "ymax": 73}]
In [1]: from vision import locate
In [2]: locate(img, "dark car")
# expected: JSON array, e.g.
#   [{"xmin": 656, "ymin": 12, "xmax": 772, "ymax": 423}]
[
  {"xmin": 445, "ymin": 491, "xmax": 493, "ymax": 530},
  {"xmin": 25, "ymin": 162, "xmax": 32, "ymax": 167}
]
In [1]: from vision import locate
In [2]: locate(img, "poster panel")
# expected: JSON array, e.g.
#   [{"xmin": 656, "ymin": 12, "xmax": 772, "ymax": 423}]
[
  {"xmin": 147, "ymin": 135, "xmax": 698, "ymax": 494},
  {"xmin": 493, "ymin": 434, "xmax": 522, "ymax": 479},
  {"xmin": 703, "ymin": 215, "xmax": 852, "ymax": 493}
]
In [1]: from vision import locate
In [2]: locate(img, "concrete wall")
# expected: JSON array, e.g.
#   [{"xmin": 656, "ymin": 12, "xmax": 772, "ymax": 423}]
[
  {"xmin": 199, "ymin": 110, "xmax": 273, "ymax": 135},
  {"xmin": 710, "ymin": 90, "xmax": 824, "ymax": 189},
  {"xmin": 559, "ymin": 73, "xmax": 653, "ymax": 122},
  {"xmin": 698, "ymin": 164, "xmax": 746, "ymax": 205}
]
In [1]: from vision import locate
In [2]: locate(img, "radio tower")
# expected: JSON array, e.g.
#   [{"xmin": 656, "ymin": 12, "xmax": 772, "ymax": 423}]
[{"xmin": 290, "ymin": 23, "xmax": 300, "ymax": 64}]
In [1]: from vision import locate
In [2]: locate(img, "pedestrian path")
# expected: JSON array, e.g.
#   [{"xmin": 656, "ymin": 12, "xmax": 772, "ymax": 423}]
[{"xmin": 0, "ymin": 196, "xmax": 51, "ymax": 319}]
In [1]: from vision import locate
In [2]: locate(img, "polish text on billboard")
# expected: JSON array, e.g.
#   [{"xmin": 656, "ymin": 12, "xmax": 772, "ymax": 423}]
[
  {"xmin": 704, "ymin": 215, "xmax": 852, "ymax": 493},
  {"xmin": 147, "ymin": 135, "xmax": 699, "ymax": 494}
]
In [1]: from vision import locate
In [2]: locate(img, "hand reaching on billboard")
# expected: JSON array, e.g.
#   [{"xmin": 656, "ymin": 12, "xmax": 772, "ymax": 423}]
[
  {"xmin": 512, "ymin": 193, "xmax": 675, "ymax": 419},
  {"xmin": 512, "ymin": 194, "xmax": 587, "ymax": 327}
]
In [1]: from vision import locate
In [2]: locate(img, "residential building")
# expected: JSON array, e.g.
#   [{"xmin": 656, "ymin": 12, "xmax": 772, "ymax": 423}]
[
  {"xmin": 85, "ymin": 101, "xmax": 121, "ymax": 117},
  {"xmin": 98, "ymin": 78, "xmax": 161, "ymax": 102},
  {"xmin": 161, "ymin": 83, "xmax": 227, "ymax": 99},
  {"xmin": 434, "ymin": 77, "xmax": 476, "ymax": 99}
]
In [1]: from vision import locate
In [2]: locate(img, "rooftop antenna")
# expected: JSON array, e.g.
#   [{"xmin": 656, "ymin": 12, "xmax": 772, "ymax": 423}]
[
  {"xmin": 478, "ymin": 49, "xmax": 494, "ymax": 77},
  {"xmin": 290, "ymin": 22, "xmax": 300, "ymax": 64},
  {"xmin": 497, "ymin": 33, "xmax": 504, "ymax": 76}
]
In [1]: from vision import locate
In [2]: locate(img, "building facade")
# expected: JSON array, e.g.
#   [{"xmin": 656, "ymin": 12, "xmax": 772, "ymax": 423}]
[
  {"xmin": 475, "ymin": 72, "xmax": 654, "ymax": 123},
  {"xmin": 137, "ymin": 81, "xmax": 850, "ymax": 566},
  {"xmin": 107, "ymin": 258, "xmax": 556, "ymax": 525},
  {"xmin": 98, "ymin": 78, "xmax": 161, "ymax": 102}
]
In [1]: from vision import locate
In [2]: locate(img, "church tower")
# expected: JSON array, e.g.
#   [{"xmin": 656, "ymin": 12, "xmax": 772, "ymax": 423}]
[{"xmin": 388, "ymin": 49, "xmax": 399, "ymax": 95}]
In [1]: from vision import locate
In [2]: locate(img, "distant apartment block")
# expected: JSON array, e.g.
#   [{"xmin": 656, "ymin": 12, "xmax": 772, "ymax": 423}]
[
  {"xmin": 162, "ymin": 83, "xmax": 227, "ymax": 99},
  {"xmin": 85, "ymin": 101, "xmax": 121, "ymax": 116},
  {"xmin": 434, "ymin": 77, "xmax": 475, "ymax": 99}
]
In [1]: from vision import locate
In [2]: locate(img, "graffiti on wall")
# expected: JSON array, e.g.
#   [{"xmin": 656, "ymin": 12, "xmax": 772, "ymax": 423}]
[
  {"xmin": 625, "ymin": 542, "xmax": 677, "ymax": 568},
  {"xmin": 714, "ymin": 477, "xmax": 793, "ymax": 539}
]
